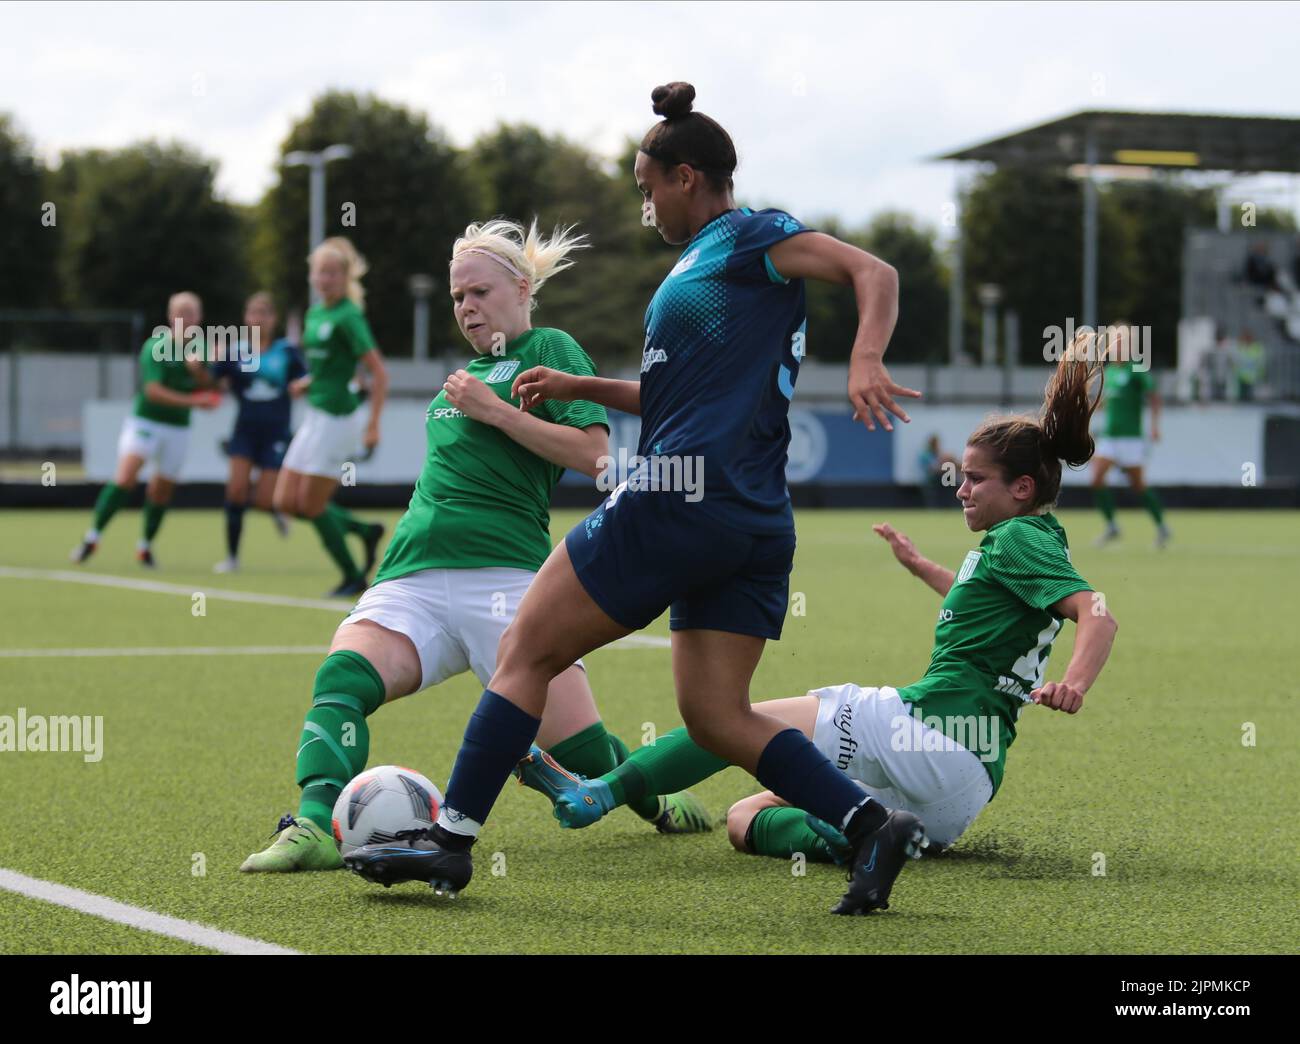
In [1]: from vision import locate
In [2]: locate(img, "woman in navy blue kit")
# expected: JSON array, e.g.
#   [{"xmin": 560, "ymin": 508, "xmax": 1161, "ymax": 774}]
[{"xmin": 346, "ymin": 82, "xmax": 925, "ymax": 914}]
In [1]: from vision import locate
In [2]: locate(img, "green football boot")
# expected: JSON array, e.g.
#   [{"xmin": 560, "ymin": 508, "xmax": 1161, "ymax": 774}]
[
  {"xmin": 650, "ymin": 791, "xmax": 713, "ymax": 834},
  {"xmin": 239, "ymin": 813, "xmax": 343, "ymax": 872}
]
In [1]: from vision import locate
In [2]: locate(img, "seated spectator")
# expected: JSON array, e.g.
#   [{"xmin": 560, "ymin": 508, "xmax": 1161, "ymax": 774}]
[{"xmin": 1245, "ymin": 241, "xmax": 1279, "ymax": 299}]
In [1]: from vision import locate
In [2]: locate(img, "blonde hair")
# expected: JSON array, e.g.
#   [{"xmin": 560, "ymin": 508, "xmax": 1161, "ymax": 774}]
[
  {"xmin": 309, "ymin": 237, "xmax": 368, "ymax": 308},
  {"xmin": 450, "ymin": 218, "xmax": 587, "ymax": 310}
]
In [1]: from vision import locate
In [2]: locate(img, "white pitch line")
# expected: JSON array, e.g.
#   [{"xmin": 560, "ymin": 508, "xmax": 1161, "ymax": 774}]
[
  {"xmin": 0, "ymin": 566, "xmax": 673, "ymax": 649},
  {"xmin": 0, "ymin": 867, "xmax": 300, "ymax": 955},
  {"xmin": 0, "ymin": 645, "xmax": 331, "ymax": 658}
]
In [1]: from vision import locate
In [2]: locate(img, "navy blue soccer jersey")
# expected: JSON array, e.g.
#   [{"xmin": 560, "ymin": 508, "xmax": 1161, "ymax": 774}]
[
  {"xmin": 213, "ymin": 337, "xmax": 306, "ymax": 432},
  {"xmin": 638, "ymin": 207, "xmax": 811, "ymax": 534}
]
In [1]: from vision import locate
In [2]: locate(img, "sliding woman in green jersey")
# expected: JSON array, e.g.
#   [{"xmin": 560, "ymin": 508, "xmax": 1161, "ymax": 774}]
[{"xmin": 519, "ymin": 332, "xmax": 1119, "ymax": 901}]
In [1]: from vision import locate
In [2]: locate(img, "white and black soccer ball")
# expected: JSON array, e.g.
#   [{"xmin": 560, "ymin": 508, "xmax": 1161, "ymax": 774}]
[{"xmin": 331, "ymin": 765, "xmax": 443, "ymax": 856}]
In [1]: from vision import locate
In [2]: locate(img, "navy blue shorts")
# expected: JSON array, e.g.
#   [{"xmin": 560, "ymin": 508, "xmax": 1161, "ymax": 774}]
[
  {"xmin": 226, "ymin": 424, "xmax": 292, "ymax": 471},
  {"xmin": 565, "ymin": 487, "xmax": 795, "ymax": 641}
]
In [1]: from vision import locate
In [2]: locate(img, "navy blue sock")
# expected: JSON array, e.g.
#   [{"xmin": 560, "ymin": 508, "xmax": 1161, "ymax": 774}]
[
  {"xmin": 224, "ymin": 500, "xmax": 246, "ymax": 558},
  {"xmin": 439, "ymin": 689, "xmax": 541, "ymax": 842},
  {"xmin": 754, "ymin": 728, "xmax": 882, "ymax": 839}
]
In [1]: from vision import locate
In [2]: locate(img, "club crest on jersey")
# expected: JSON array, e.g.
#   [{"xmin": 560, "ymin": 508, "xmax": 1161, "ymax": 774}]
[
  {"xmin": 484, "ymin": 359, "xmax": 521, "ymax": 384},
  {"xmin": 670, "ymin": 248, "xmax": 700, "ymax": 277},
  {"xmin": 316, "ymin": 321, "xmax": 333, "ymax": 339},
  {"xmin": 956, "ymin": 550, "xmax": 982, "ymax": 584}
]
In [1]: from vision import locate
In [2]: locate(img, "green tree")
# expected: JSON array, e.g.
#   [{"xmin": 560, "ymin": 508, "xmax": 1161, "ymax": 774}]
[
  {"xmin": 255, "ymin": 91, "xmax": 477, "ymax": 355},
  {"xmin": 804, "ymin": 212, "xmax": 948, "ymax": 365},
  {"xmin": 53, "ymin": 141, "xmax": 248, "ymax": 325},
  {"xmin": 0, "ymin": 115, "xmax": 59, "ymax": 309}
]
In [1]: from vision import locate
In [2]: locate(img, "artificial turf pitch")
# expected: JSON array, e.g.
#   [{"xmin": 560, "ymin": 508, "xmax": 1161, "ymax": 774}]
[{"xmin": 1, "ymin": 507, "xmax": 1295, "ymax": 954}]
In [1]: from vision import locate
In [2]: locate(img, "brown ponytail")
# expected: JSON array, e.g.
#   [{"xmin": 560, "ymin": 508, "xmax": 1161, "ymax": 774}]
[{"xmin": 968, "ymin": 329, "xmax": 1105, "ymax": 510}]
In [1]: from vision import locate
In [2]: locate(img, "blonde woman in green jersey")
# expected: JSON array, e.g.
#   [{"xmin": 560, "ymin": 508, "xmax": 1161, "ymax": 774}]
[
  {"xmin": 1090, "ymin": 322, "xmax": 1169, "ymax": 549},
  {"xmin": 274, "ymin": 237, "xmax": 389, "ymax": 597},
  {"xmin": 242, "ymin": 219, "xmax": 710, "ymax": 873},
  {"xmin": 71, "ymin": 292, "xmax": 221, "ymax": 567},
  {"xmin": 519, "ymin": 333, "xmax": 1119, "ymax": 905}
]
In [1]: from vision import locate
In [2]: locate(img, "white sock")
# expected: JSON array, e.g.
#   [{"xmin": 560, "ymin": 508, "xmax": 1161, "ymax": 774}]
[
  {"xmin": 85, "ymin": 528, "xmax": 100, "ymax": 543},
  {"xmin": 436, "ymin": 806, "xmax": 482, "ymax": 840}
]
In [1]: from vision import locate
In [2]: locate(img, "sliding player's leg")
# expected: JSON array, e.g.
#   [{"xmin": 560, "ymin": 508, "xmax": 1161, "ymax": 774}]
[
  {"xmin": 519, "ymin": 694, "xmax": 818, "ymax": 828},
  {"xmin": 725, "ymin": 791, "xmax": 848, "ymax": 864}
]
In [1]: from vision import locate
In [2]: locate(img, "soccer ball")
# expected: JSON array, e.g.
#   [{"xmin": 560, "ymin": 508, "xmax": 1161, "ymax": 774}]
[{"xmin": 331, "ymin": 765, "xmax": 442, "ymax": 856}]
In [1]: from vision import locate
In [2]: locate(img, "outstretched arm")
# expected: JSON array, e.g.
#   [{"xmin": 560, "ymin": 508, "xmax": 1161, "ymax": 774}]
[
  {"xmin": 872, "ymin": 523, "xmax": 955, "ymax": 596},
  {"xmin": 512, "ymin": 368, "xmax": 641, "ymax": 417},
  {"xmin": 767, "ymin": 232, "xmax": 919, "ymax": 432},
  {"xmin": 1030, "ymin": 591, "xmax": 1119, "ymax": 714}
]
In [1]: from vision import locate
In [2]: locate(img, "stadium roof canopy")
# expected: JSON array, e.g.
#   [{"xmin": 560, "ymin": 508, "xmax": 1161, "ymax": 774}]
[{"xmin": 937, "ymin": 110, "xmax": 1300, "ymax": 173}]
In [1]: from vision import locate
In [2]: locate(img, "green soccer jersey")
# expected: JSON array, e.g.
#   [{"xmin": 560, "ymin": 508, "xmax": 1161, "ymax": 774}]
[
  {"xmin": 303, "ymin": 298, "xmax": 377, "ymax": 416},
  {"xmin": 373, "ymin": 327, "xmax": 609, "ymax": 581},
  {"xmin": 896, "ymin": 513, "xmax": 1091, "ymax": 796},
  {"xmin": 133, "ymin": 333, "xmax": 196, "ymax": 427},
  {"xmin": 1102, "ymin": 361, "xmax": 1154, "ymax": 437}
]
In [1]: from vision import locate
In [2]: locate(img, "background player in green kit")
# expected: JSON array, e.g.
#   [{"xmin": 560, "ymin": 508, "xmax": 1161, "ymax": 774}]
[
  {"xmin": 71, "ymin": 291, "xmax": 221, "ymax": 567},
  {"xmin": 518, "ymin": 335, "xmax": 1119, "ymax": 899},
  {"xmin": 242, "ymin": 219, "xmax": 709, "ymax": 873},
  {"xmin": 274, "ymin": 237, "xmax": 389, "ymax": 597},
  {"xmin": 1090, "ymin": 322, "xmax": 1170, "ymax": 548}
]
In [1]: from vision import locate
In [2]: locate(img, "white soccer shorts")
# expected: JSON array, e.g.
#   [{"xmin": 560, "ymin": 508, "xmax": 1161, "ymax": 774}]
[
  {"xmin": 342, "ymin": 566, "xmax": 582, "ymax": 691},
  {"xmin": 1094, "ymin": 436, "xmax": 1148, "ymax": 469},
  {"xmin": 810, "ymin": 682, "xmax": 993, "ymax": 846},
  {"xmin": 117, "ymin": 416, "xmax": 190, "ymax": 482},
  {"xmin": 281, "ymin": 403, "xmax": 362, "ymax": 479}
]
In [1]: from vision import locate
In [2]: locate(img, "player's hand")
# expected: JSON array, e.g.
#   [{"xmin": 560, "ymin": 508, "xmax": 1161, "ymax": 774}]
[
  {"xmin": 444, "ymin": 369, "xmax": 505, "ymax": 423},
  {"xmin": 362, "ymin": 424, "xmax": 380, "ymax": 451},
  {"xmin": 872, "ymin": 522, "xmax": 922, "ymax": 572},
  {"xmin": 288, "ymin": 377, "xmax": 311, "ymax": 399},
  {"xmin": 848, "ymin": 355, "xmax": 921, "ymax": 432},
  {"xmin": 1151, "ymin": 427, "xmax": 1160, "ymax": 443},
  {"xmin": 190, "ymin": 389, "xmax": 222, "ymax": 410},
  {"xmin": 511, "ymin": 366, "xmax": 578, "ymax": 411},
  {"xmin": 1030, "ymin": 681, "xmax": 1085, "ymax": 714}
]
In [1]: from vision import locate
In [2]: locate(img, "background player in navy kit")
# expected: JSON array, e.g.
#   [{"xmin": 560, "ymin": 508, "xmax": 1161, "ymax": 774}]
[
  {"xmin": 211, "ymin": 292, "xmax": 305, "ymax": 573},
  {"xmin": 345, "ymin": 82, "xmax": 925, "ymax": 916}
]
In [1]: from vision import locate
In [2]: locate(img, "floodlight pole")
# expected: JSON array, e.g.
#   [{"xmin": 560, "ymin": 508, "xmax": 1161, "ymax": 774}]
[
  {"xmin": 1083, "ymin": 131, "xmax": 1099, "ymax": 329},
  {"xmin": 283, "ymin": 144, "xmax": 354, "ymax": 303},
  {"xmin": 949, "ymin": 177, "xmax": 965, "ymax": 366}
]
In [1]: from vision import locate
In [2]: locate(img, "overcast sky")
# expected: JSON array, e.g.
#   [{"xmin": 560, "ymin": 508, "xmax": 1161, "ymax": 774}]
[{"xmin": 3, "ymin": 0, "xmax": 1298, "ymax": 233}]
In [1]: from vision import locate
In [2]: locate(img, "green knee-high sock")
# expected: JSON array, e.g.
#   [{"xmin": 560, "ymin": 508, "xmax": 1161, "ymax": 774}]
[
  {"xmin": 296, "ymin": 650, "xmax": 387, "ymax": 831},
  {"xmin": 1094, "ymin": 487, "xmax": 1117, "ymax": 523},
  {"xmin": 91, "ymin": 483, "xmax": 129, "ymax": 533},
  {"xmin": 325, "ymin": 501, "xmax": 368, "ymax": 536},
  {"xmin": 606, "ymin": 730, "xmax": 663, "ymax": 821},
  {"xmin": 747, "ymin": 806, "xmax": 838, "ymax": 862},
  {"xmin": 142, "ymin": 501, "xmax": 167, "ymax": 544},
  {"xmin": 1141, "ymin": 488, "xmax": 1165, "ymax": 525},
  {"xmin": 599, "ymin": 726, "xmax": 729, "ymax": 810},
  {"xmin": 548, "ymin": 722, "xmax": 617, "ymax": 779},
  {"xmin": 311, "ymin": 509, "xmax": 361, "ymax": 580}
]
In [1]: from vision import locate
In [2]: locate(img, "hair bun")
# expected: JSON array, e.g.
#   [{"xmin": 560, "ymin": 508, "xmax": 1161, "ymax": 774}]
[{"xmin": 651, "ymin": 82, "xmax": 696, "ymax": 120}]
